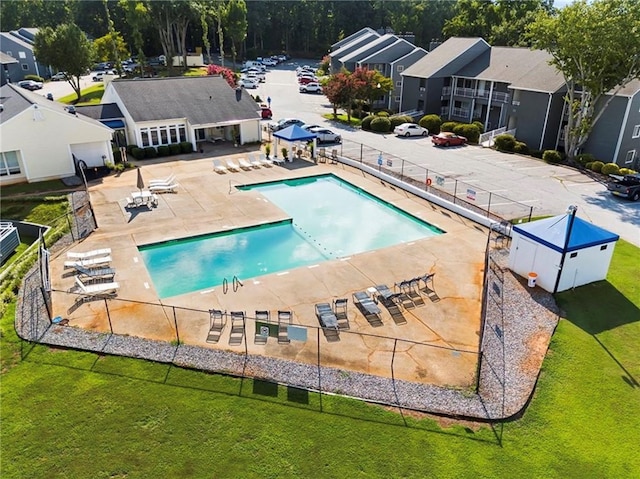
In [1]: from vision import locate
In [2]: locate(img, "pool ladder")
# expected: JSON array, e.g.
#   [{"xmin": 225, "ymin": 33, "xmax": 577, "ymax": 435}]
[{"xmin": 222, "ymin": 275, "xmax": 244, "ymax": 294}]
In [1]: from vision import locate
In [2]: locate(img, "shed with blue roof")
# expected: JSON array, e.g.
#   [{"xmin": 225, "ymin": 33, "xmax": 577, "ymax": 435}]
[{"xmin": 508, "ymin": 213, "xmax": 619, "ymax": 293}]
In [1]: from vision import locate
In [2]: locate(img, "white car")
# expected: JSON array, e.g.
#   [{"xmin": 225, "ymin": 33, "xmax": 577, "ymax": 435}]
[
  {"xmin": 269, "ymin": 118, "xmax": 306, "ymax": 131},
  {"xmin": 393, "ymin": 123, "xmax": 429, "ymax": 137},
  {"xmin": 299, "ymin": 82, "xmax": 322, "ymax": 94},
  {"xmin": 245, "ymin": 71, "xmax": 265, "ymax": 82},
  {"xmin": 50, "ymin": 72, "xmax": 68, "ymax": 81},
  {"xmin": 92, "ymin": 70, "xmax": 114, "ymax": 82},
  {"xmin": 262, "ymin": 58, "xmax": 278, "ymax": 66},
  {"xmin": 309, "ymin": 127, "xmax": 341, "ymax": 144},
  {"xmin": 238, "ymin": 78, "xmax": 258, "ymax": 89}
]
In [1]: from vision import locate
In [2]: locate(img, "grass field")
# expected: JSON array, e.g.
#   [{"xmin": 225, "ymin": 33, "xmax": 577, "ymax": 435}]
[
  {"xmin": 57, "ymin": 83, "xmax": 105, "ymax": 105},
  {"xmin": 1, "ymin": 224, "xmax": 639, "ymax": 477}
]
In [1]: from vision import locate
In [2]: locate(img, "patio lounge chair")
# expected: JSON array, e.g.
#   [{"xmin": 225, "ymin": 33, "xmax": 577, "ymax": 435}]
[
  {"xmin": 417, "ymin": 273, "xmax": 440, "ymax": 302},
  {"xmin": 149, "ymin": 174, "xmax": 176, "ymax": 186},
  {"xmin": 254, "ymin": 310, "xmax": 270, "ymax": 345},
  {"xmin": 237, "ymin": 158, "xmax": 253, "ymax": 170},
  {"xmin": 333, "ymin": 298, "xmax": 349, "ymax": 330},
  {"xmin": 228, "ymin": 311, "xmax": 245, "ymax": 345},
  {"xmin": 352, "ymin": 291, "xmax": 383, "ymax": 327},
  {"xmin": 374, "ymin": 284, "xmax": 401, "ymax": 304},
  {"xmin": 64, "ymin": 255, "xmax": 112, "ymax": 269},
  {"xmin": 206, "ymin": 309, "xmax": 226, "ymax": 343},
  {"xmin": 226, "ymin": 159, "xmax": 241, "ymax": 171},
  {"xmin": 259, "ymin": 154, "xmax": 274, "ymax": 167},
  {"xmin": 149, "ymin": 183, "xmax": 179, "ymax": 193},
  {"xmin": 315, "ymin": 303, "xmax": 340, "ymax": 341},
  {"xmin": 277, "ymin": 310, "xmax": 292, "ymax": 344},
  {"xmin": 272, "ymin": 156, "xmax": 285, "ymax": 166},
  {"xmin": 67, "ymin": 248, "xmax": 111, "ymax": 260},
  {"xmin": 213, "ymin": 159, "xmax": 229, "ymax": 174},
  {"xmin": 249, "ymin": 156, "xmax": 262, "ymax": 168},
  {"xmin": 395, "ymin": 281, "xmax": 417, "ymax": 309},
  {"xmin": 375, "ymin": 285, "xmax": 407, "ymax": 325},
  {"xmin": 74, "ymin": 276, "xmax": 119, "ymax": 299},
  {"xmin": 71, "ymin": 263, "xmax": 115, "ymax": 280},
  {"xmin": 407, "ymin": 278, "xmax": 425, "ymax": 306}
]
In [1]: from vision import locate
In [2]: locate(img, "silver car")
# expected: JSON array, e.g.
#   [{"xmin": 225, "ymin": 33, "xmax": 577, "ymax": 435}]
[{"xmin": 310, "ymin": 128, "xmax": 341, "ymax": 144}]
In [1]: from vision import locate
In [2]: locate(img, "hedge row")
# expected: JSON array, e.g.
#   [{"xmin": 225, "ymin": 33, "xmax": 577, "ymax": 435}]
[{"xmin": 129, "ymin": 142, "xmax": 193, "ymax": 160}]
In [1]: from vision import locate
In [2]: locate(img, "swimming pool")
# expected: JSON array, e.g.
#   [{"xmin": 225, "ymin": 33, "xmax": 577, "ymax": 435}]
[{"xmin": 139, "ymin": 174, "xmax": 443, "ymax": 298}]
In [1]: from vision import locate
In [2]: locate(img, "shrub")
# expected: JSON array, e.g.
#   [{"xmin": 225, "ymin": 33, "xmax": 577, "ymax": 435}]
[
  {"xmin": 169, "ymin": 144, "xmax": 181, "ymax": 155},
  {"xmin": 25, "ymin": 74, "xmax": 44, "ymax": 82},
  {"xmin": 585, "ymin": 161, "xmax": 594, "ymax": 170},
  {"xmin": 376, "ymin": 111, "xmax": 390, "ymax": 118},
  {"xmin": 620, "ymin": 168, "xmax": 637, "ymax": 175},
  {"xmin": 601, "ymin": 163, "xmax": 621, "ymax": 175},
  {"xmin": 131, "ymin": 147, "xmax": 145, "ymax": 160},
  {"xmin": 144, "ymin": 147, "xmax": 157, "ymax": 159},
  {"xmin": 361, "ymin": 114, "xmax": 376, "ymax": 131},
  {"xmin": 494, "ymin": 134, "xmax": 516, "ymax": 152},
  {"xmin": 126, "ymin": 145, "xmax": 137, "ymax": 154},
  {"xmin": 543, "ymin": 150, "xmax": 562, "ymax": 164},
  {"xmin": 389, "ymin": 115, "xmax": 412, "ymax": 129},
  {"xmin": 472, "ymin": 120, "xmax": 484, "ymax": 134},
  {"xmin": 529, "ymin": 149, "xmax": 544, "ymax": 159},
  {"xmin": 370, "ymin": 116, "xmax": 391, "ymax": 133},
  {"xmin": 590, "ymin": 161, "xmax": 605, "ymax": 172},
  {"xmin": 157, "ymin": 145, "xmax": 170, "ymax": 157},
  {"xmin": 440, "ymin": 121, "xmax": 457, "ymax": 132},
  {"xmin": 513, "ymin": 141, "xmax": 529, "ymax": 155},
  {"xmin": 419, "ymin": 114, "xmax": 442, "ymax": 135},
  {"xmin": 575, "ymin": 153, "xmax": 596, "ymax": 166},
  {"xmin": 453, "ymin": 123, "xmax": 480, "ymax": 143},
  {"xmin": 264, "ymin": 143, "xmax": 271, "ymax": 157},
  {"xmin": 281, "ymin": 147, "xmax": 289, "ymax": 158},
  {"xmin": 180, "ymin": 141, "xmax": 193, "ymax": 153},
  {"xmin": 112, "ymin": 149, "xmax": 122, "ymax": 162}
]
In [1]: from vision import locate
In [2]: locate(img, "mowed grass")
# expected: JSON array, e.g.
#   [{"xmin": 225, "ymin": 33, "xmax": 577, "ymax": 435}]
[
  {"xmin": 57, "ymin": 83, "xmax": 105, "ymax": 105},
  {"xmin": 1, "ymin": 239, "xmax": 639, "ymax": 477}
]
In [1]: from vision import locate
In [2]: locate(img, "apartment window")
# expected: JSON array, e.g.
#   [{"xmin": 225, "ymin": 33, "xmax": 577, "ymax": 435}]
[
  {"xmin": 625, "ymin": 150, "xmax": 636, "ymax": 164},
  {"xmin": 395, "ymin": 81, "xmax": 401, "ymax": 87},
  {"xmin": 0, "ymin": 151, "xmax": 21, "ymax": 177},
  {"xmin": 600, "ymin": 245, "xmax": 608, "ymax": 251},
  {"xmin": 632, "ymin": 124, "xmax": 640, "ymax": 138},
  {"xmin": 397, "ymin": 65, "xmax": 404, "ymax": 72},
  {"xmin": 394, "ymin": 96, "xmax": 400, "ymax": 103},
  {"xmin": 6, "ymin": 51, "xmax": 11, "ymax": 57},
  {"xmin": 419, "ymin": 78, "xmax": 426, "ymax": 88},
  {"xmin": 139, "ymin": 124, "xmax": 186, "ymax": 147},
  {"xmin": 18, "ymin": 51, "xmax": 26, "ymax": 59},
  {"xmin": 21, "ymin": 64, "xmax": 29, "ymax": 70}
]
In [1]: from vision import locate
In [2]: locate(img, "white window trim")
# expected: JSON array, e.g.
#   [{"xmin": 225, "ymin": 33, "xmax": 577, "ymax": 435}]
[
  {"xmin": 632, "ymin": 124, "xmax": 640, "ymax": 138},
  {"xmin": 21, "ymin": 64, "xmax": 29, "ymax": 71},
  {"xmin": 624, "ymin": 150, "xmax": 636, "ymax": 164},
  {"xmin": 397, "ymin": 65, "xmax": 404, "ymax": 72},
  {"xmin": 395, "ymin": 81, "xmax": 401, "ymax": 87},
  {"xmin": 394, "ymin": 96, "xmax": 400, "ymax": 102}
]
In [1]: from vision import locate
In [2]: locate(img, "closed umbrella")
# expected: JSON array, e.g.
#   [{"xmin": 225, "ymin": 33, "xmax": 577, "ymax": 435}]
[{"xmin": 136, "ymin": 167, "xmax": 145, "ymax": 192}]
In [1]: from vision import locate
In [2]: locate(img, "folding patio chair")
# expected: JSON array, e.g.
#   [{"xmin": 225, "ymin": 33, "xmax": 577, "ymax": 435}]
[
  {"xmin": 333, "ymin": 298, "xmax": 349, "ymax": 329},
  {"xmin": 228, "ymin": 311, "xmax": 245, "ymax": 345},
  {"xmin": 254, "ymin": 310, "xmax": 270, "ymax": 345},
  {"xmin": 206, "ymin": 309, "xmax": 226, "ymax": 344},
  {"xmin": 277, "ymin": 310, "xmax": 292, "ymax": 344}
]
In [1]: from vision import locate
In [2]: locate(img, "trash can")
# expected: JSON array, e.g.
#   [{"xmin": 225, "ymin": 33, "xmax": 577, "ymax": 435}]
[{"xmin": 527, "ymin": 272, "xmax": 538, "ymax": 288}]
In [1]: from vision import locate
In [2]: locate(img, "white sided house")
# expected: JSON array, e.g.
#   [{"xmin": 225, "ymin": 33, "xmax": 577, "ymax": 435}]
[
  {"xmin": 100, "ymin": 76, "xmax": 262, "ymax": 152},
  {"xmin": 508, "ymin": 213, "xmax": 619, "ymax": 293},
  {"xmin": 0, "ymin": 83, "xmax": 114, "ymax": 185}
]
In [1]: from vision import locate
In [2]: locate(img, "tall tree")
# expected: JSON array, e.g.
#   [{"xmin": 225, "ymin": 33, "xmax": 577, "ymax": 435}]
[
  {"xmin": 93, "ymin": 32, "xmax": 129, "ymax": 64},
  {"xmin": 34, "ymin": 23, "xmax": 94, "ymax": 102},
  {"xmin": 214, "ymin": 1, "xmax": 228, "ymax": 67},
  {"xmin": 119, "ymin": 1, "xmax": 149, "ymax": 75},
  {"xmin": 103, "ymin": 0, "xmax": 124, "ymax": 73},
  {"xmin": 226, "ymin": 0, "xmax": 247, "ymax": 69},
  {"xmin": 528, "ymin": 0, "xmax": 640, "ymax": 161}
]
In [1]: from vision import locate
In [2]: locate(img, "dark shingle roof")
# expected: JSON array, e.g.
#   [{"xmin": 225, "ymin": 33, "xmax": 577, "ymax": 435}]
[
  {"xmin": 108, "ymin": 76, "xmax": 261, "ymax": 124},
  {"xmin": 402, "ymin": 37, "xmax": 489, "ymax": 79},
  {"xmin": 74, "ymin": 103, "xmax": 124, "ymax": 121}
]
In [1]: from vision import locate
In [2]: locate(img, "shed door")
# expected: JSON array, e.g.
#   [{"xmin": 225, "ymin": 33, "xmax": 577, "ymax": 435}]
[{"xmin": 512, "ymin": 237, "xmax": 538, "ymax": 275}]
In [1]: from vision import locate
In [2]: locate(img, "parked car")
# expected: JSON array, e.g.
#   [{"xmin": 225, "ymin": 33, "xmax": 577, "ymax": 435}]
[
  {"xmin": 607, "ymin": 173, "xmax": 640, "ymax": 201},
  {"xmin": 309, "ymin": 127, "xmax": 341, "ymax": 144},
  {"xmin": 50, "ymin": 72, "xmax": 68, "ymax": 81},
  {"xmin": 298, "ymin": 76, "xmax": 318, "ymax": 85},
  {"xmin": 269, "ymin": 118, "xmax": 306, "ymax": 131},
  {"xmin": 92, "ymin": 70, "xmax": 114, "ymax": 82},
  {"xmin": 299, "ymin": 82, "xmax": 322, "ymax": 93},
  {"xmin": 244, "ymin": 71, "xmax": 265, "ymax": 83},
  {"xmin": 302, "ymin": 124, "xmax": 323, "ymax": 131},
  {"xmin": 17, "ymin": 80, "xmax": 43, "ymax": 90},
  {"xmin": 394, "ymin": 123, "xmax": 428, "ymax": 137},
  {"xmin": 260, "ymin": 104, "xmax": 273, "ymax": 120},
  {"xmin": 431, "ymin": 132, "xmax": 467, "ymax": 147},
  {"xmin": 262, "ymin": 58, "xmax": 278, "ymax": 66},
  {"xmin": 238, "ymin": 77, "xmax": 258, "ymax": 89}
]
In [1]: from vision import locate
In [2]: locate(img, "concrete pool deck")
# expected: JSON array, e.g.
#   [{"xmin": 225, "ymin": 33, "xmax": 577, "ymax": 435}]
[{"xmin": 50, "ymin": 149, "xmax": 488, "ymax": 388}]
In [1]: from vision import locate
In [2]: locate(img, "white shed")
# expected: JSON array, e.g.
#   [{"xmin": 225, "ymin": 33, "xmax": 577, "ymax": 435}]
[{"xmin": 508, "ymin": 212, "xmax": 619, "ymax": 293}]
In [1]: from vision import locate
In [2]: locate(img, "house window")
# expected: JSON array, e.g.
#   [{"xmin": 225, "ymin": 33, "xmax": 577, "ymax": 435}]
[
  {"xmin": 0, "ymin": 151, "xmax": 21, "ymax": 176},
  {"xmin": 394, "ymin": 96, "xmax": 400, "ymax": 102},
  {"xmin": 18, "ymin": 51, "xmax": 26, "ymax": 59},
  {"xmin": 569, "ymin": 252, "xmax": 578, "ymax": 258},
  {"xmin": 150, "ymin": 129, "xmax": 159, "ymax": 145},
  {"xmin": 141, "ymin": 130, "xmax": 149, "ymax": 147},
  {"xmin": 419, "ymin": 78, "xmax": 426, "ymax": 88},
  {"xmin": 632, "ymin": 125, "xmax": 640, "ymax": 138},
  {"xmin": 600, "ymin": 245, "xmax": 608, "ymax": 251},
  {"xmin": 6, "ymin": 51, "xmax": 11, "ymax": 57},
  {"xmin": 21, "ymin": 64, "xmax": 29, "ymax": 71},
  {"xmin": 170, "ymin": 127, "xmax": 178, "ymax": 144},
  {"xmin": 625, "ymin": 150, "xmax": 636, "ymax": 164},
  {"xmin": 160, "ymin": 128, "xmax": 168, "ymax": 144},
  {"xmin": 397, "ymin": 65, "xmax": 404, "ymax": 72},
  {"xmin": 179, "ymin": 126, "xmax": 187, "ymax": 142},
  {"xmin": 139, "ymin": 124, "xmax": 186, "ymax": 147},
  {"xmin": 395, "ymin": 81, "xmax": 401, "ymax": 87}
]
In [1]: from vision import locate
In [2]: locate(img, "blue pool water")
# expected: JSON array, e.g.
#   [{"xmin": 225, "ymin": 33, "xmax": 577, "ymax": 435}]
[{"xmin": 140, "ymin": 175, "xmax": 443, "ymax": 298}]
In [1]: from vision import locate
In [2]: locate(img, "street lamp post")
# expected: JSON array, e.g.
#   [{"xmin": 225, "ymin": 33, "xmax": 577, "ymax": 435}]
[{"xmin": 553, "ymin": 205, "xmax": 578, "ymax": 294}]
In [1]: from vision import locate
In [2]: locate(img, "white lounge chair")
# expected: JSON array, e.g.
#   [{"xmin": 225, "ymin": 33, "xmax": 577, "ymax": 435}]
[
  {"xmin": 67, "ymin": 248, "xmax": 111, "ymax": 260},
  {"xmin": 259, "ymin": 154, "xmax": 273, "ymax": 167},
  {"xmin": 237, "ymin": 158, "xmax": 253, "ymax": 170},
  {"xmin": 75, "ymin": 276, "xmax": 119, "ymax": 299},
  {"xmin": 149, "ymin": 174, "xmax": 176, "ymax": 186},
  {"xmin": 213, "ymin": 159, "xmax": 229, "ymax": 174},
  {"xmin": 226, "ymin": 159, "xmax": 240, "ymax": 171},
  {"xmin": 249, "ymin": 156, "xmax": 262, "ymax": 168},
  {"xmin": 64, "ymin": 255, "xmax": 112, "ymax": 269},
  {"xmin": 272, "ymin": 156, "xmax": 285, "ymax": 166},
  {"xmin": 149, "ymin": 183, "xmax": 179, "ymax": 193}
]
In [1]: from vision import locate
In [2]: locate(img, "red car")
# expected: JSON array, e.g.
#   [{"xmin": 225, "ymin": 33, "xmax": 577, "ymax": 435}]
[
  {"xmin": 260, "ymin": 104, "xmax": 272, "ymax": 119},
  {"xmin": 298, "ymin": 76, "xmax": 318, "ymax": 85},
  {"xmin": 431, "ymin": 132, "xmax": 467, "ymax": 147}
]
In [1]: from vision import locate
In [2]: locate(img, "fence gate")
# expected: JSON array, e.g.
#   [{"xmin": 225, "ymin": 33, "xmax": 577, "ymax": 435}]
[{"xmin": 69, "ymin": 191, "xmax": 97, "ymax": 240}]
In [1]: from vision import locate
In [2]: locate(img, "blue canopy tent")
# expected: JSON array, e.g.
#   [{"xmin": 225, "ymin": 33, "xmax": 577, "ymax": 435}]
[{"xmin": 272, "ymin": 125, "xmax": 317, "ymax": 161}]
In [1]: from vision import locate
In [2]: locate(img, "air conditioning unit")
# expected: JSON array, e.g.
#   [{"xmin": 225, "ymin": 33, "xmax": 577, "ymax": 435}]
[{"xmin": 512, "ymin": 100, "xmax": 520, "ymax": 106}]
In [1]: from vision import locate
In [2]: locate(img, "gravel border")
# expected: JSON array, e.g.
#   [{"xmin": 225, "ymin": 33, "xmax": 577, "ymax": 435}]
[{"xmin": 16, "ymin": 235, "xmax": 559, "ymax": 420}]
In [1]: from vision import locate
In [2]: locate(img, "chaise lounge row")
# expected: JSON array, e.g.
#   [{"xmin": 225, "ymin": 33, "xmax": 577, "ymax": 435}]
[{"xmin": 213, "ymin": 154, "xmax": 281, "ymax": 174}]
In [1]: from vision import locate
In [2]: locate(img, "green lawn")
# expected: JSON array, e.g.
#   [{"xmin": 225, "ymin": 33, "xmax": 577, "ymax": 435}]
[
  {"xmin": 57, "ymin": 83, "xmax": 105, "ymax": 105},
  {"xmin": 1, "ymin": 231, "xmax": 639, "ymax": 477}
]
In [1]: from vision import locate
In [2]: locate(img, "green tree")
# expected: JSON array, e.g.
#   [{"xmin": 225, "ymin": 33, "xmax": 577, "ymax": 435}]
[
  {"xmin": 34, "ymin": 23, "xmax": 93, "ymax": 102},
  {"xmin": 119, "ymin": 0, "xmax": 149, "ymax": 76},
  {"xmin": 93, "ymin": 32, "xmax": 129, "ymax": 64},
  {"xmin": 527, "ymin": 0, "xmax": 640, "ymax": 161},
  {"xmin": 226, "ymin": 0, "xmax": 247, "ymax": 69},
  {"xmin": 351, "ymin": 67, "xmax": 393, "ymax": 115}
]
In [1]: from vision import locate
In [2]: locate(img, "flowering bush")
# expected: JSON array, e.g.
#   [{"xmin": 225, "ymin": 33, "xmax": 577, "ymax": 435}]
[{"xmin": 206, "ymin": 64, "xmax": 236, "ymax": 88}]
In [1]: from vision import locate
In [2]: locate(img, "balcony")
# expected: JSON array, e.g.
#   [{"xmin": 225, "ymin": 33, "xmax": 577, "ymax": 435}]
[
  {"xmin": 451, "ymin": 107, "xmax": 470, "ymax": 118},
  {"xmin": 447, "ymin": 87, "xmax": 510, "ymax": 103}
]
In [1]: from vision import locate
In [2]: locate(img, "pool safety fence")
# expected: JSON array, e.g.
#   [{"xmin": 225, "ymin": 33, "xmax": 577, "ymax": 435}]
[{"xmin": 330, "ymin": 138, "xmax": 534, "ymax": 223}]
